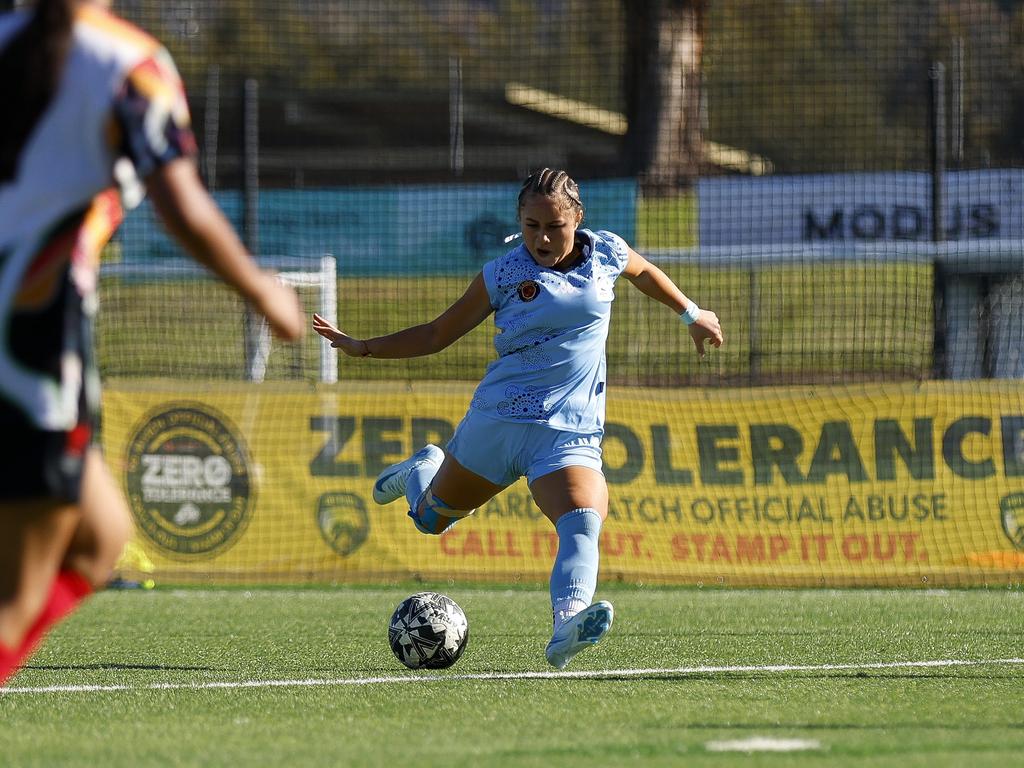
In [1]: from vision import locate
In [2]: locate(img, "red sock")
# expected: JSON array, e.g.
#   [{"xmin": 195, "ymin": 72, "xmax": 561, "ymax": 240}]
[{"xmin": 0, "ymin": 570, "xmax": 93, "ymax": 687}]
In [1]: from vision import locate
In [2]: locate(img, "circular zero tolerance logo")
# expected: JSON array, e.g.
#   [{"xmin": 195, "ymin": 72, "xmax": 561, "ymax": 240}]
[{"xmin": 125, "ymin": 403, "xmax": 253, "ymax": 559}]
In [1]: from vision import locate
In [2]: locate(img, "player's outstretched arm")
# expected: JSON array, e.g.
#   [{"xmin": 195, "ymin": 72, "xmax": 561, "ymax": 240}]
[
  {"xmin": 622, "ymin": 246, "xmax": 723, "ymax": 357},
  {"xmin": 146, "ymin": 157, "xmax": 305, "ymax": 342},
  {"xmin": 312, "ymin": 272, "xmax": 493, "ymax": 359},
  {"xmin": 311, "ymin": 313, "xmax": 368, "ymax": 358}
]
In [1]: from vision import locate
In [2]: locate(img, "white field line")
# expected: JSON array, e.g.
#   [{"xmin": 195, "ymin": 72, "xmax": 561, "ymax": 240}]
[
  {"xmin": 706, "ymin": 736, "xmax": 824, "ymax": 753},
  {"xmin": 3, "ymin": 657, "xmax": 1023, "ymax": 696}
]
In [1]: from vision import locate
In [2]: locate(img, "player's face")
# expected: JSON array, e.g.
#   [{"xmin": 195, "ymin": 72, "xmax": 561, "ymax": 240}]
[{"xmin": 519, "ymin": 194, "xmax": 582, "ymax": 270}]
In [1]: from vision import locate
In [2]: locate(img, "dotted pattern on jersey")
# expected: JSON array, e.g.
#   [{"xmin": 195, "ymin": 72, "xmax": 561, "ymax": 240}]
[
  {"xmin": 490, "ymin": 233, "xmax": 628, "ymax": 302},
  {"xmin": 515, "ymin": 342, "xmax": 554, "ymax": 370},
  {"xmin": 495, "ymin": 310, "xmax": 559, "ymax": 365},
  {"xmin": 474, "ymin": 230, "xmax": 630, "ymax": 423},
  {"xmin": 588, "ymin": 231, "xmax": 631, "ymax": 292},
  {"xmin": 490, "ymin": 247, "xmax": 539, "ymax": 301},
  {"xmin": 496, "ymin": 384, "xmax": 548, "ymax": 420}
]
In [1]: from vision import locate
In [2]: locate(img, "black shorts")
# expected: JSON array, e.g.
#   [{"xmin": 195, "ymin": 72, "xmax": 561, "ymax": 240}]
[
  {"xmin": 0, "ymin": 210, "xmax": 98, "ymax": 504},
  {"xmin": 0, "ymin": 410, "xmax": 94, "ymax": 503}
]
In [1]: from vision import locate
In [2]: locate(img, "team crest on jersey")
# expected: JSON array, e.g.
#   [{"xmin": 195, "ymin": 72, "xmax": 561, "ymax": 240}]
[{"xmin": 517, "ymin": 280, "xmax": 540, "ymax": 302}]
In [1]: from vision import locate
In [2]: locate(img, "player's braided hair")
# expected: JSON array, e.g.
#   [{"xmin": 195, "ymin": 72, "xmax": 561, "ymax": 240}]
[
  {"xmin": 517, "ymin": 168, "xmax": 585, "ymax": 220},
  {"xmin": 0, "ymin": 0, "xmax": 75, "ymax": 182}
]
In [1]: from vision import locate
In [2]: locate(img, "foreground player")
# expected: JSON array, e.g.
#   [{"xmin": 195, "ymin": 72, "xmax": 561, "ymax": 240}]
[
  {"xmin": 0, "ymin": 0, "xmax": 304, "ymax": 685},
  {"xmin": 313, "ymin": 168, "xmax": 723, "ymax": 669}
]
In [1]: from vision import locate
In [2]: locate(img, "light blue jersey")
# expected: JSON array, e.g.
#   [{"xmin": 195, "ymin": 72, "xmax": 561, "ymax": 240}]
[{"xmin": 469, "ymin": 229, "xmax": 631, "ymax": 433}]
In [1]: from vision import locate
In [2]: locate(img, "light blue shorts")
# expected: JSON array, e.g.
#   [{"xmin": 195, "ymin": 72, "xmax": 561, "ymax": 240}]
[{"xmin": 446, "ymin": 409, "xmax": 603, "ymax": 488}]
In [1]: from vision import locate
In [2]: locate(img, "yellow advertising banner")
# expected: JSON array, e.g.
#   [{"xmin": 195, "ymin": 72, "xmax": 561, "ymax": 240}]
[{"xmin": 103, "ymin": 380, "xmax": 1024, "ymax": 586}]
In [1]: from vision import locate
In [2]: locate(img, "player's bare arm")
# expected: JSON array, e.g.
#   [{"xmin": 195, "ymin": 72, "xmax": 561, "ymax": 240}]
[
  {"xmin": 622, "ymin": 246, "xmax": 724, "ymax": 356},
  {"xmin": 313, "ymin": 272, "xmax": 493, "ymax": 358},
  {"xmin": 147, "ymin": 158, "xmax": 305, "ymax": 342}
]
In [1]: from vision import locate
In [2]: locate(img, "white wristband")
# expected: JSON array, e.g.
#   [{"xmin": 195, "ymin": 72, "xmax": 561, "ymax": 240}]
[{"xmin": 680, "ymin": 302, "xmax": 701, "ymax": 326}]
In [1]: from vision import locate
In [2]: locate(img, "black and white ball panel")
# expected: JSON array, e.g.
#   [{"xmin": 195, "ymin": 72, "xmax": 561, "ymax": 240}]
[{"xmin": 388, "ymin": 591, "xmax": 469, "ymax": 670}]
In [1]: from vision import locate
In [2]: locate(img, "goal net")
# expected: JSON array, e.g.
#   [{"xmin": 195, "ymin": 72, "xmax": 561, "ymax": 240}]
[{"xmin": 99, "ymin": 0, "xmax": 1024, "ymax": 587}]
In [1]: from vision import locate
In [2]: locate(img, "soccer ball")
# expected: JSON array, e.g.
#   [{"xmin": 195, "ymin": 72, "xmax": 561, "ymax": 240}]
[{"xmin": 388, "ymin": 592, "xmax": 469, "ymax": 670}]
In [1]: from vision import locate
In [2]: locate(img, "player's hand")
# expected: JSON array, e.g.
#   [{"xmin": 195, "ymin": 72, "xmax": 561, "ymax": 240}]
[
  {"xmin": 253, "ymin": 273, "xmax": 305, "ymax": 341},
  {"xmin": 688, "ymin": 309, "xmax": 723, "ymax": 358},
  {"xmin": 312, "ymin": 313, "xmax": 366, "ymax": 357}
]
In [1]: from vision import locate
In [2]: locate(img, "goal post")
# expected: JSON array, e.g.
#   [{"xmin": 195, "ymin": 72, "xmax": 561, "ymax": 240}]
[
  {"xmin": 99, "ymin": 254, "xmax": 338, "ymax": 383},
  {"xmin": 244, "ymin": 254, "xmax": 338, "ymax": 383}
]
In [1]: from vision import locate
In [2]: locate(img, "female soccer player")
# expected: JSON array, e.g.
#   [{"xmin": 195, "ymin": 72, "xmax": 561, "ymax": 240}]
[
  {"xmin": 0, "ymin": 0, "xmax": 304, "ymax": 685},
  {"xmin": 313, "ymin": 168, "xmax": 723, "ymax": 669}
]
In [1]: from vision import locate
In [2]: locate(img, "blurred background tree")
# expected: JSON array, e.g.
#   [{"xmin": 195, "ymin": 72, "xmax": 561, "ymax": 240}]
[{"xmin": 8, "ymin": 1, "xmax": 1021, "ymax": 183}]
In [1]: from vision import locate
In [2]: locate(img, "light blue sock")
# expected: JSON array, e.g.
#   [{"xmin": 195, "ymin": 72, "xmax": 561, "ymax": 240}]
[
  {"xmin": 405, "ymin": 458, "xmax": 438, "ymax": 512},
  {"xmin": 550, "ymin": 508, "xmax": 603, "ymax": 626}
]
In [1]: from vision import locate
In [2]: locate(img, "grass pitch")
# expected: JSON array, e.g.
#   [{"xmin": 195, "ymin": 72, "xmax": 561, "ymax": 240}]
[{"xmin": 2, "ymin": 586, "xmax": 1022, "ymax": 767}]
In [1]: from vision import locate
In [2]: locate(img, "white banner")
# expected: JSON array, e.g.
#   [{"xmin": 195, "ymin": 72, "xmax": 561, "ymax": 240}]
[{"xmin": 698, "ymin": 170, "xmax": 1024, "ymax": 246}]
